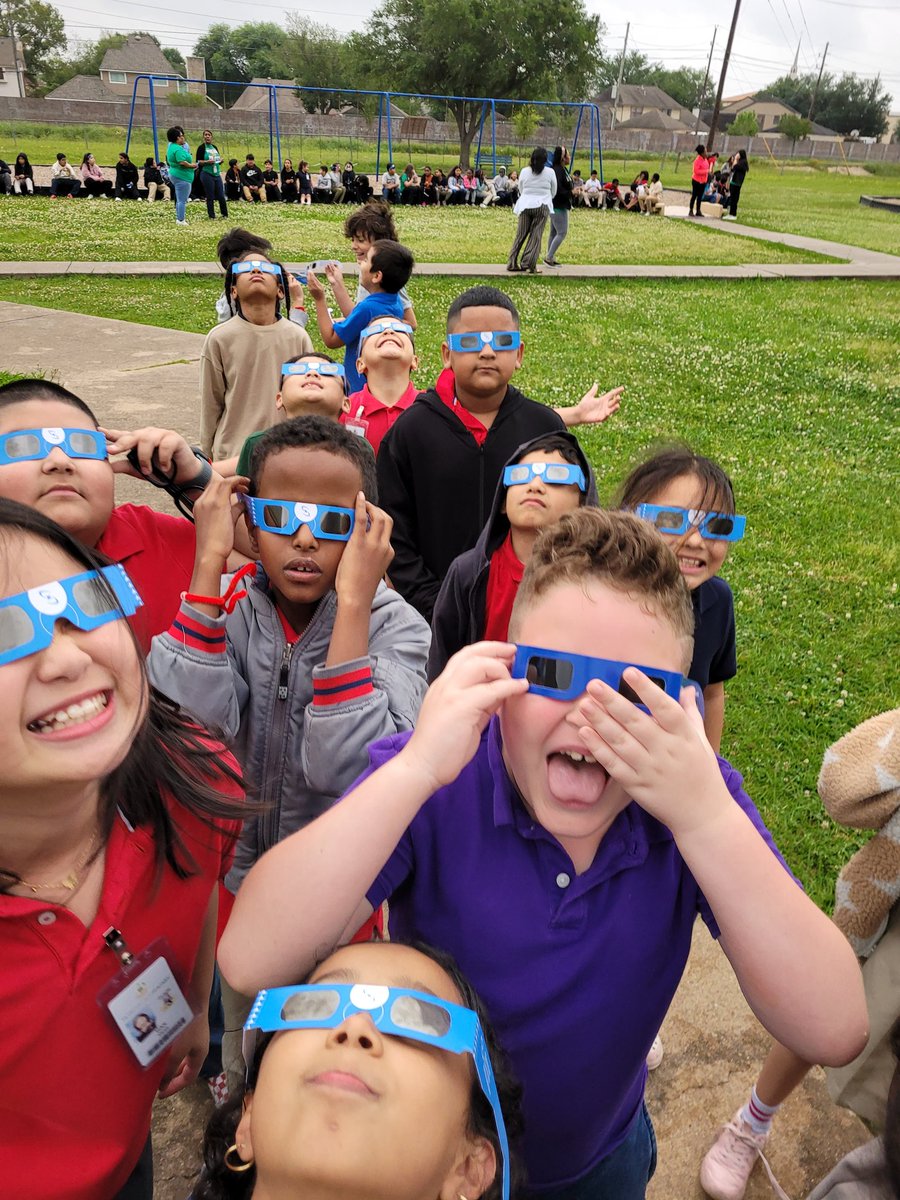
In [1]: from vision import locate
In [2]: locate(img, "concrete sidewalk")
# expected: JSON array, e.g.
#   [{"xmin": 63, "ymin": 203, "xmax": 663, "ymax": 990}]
[{"xmin": 0, "ymin": 301, "xmax": 874, "ymax": 1199}]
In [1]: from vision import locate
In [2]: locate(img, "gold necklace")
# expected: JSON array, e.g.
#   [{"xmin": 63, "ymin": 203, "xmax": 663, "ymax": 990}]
[{"xmin": 16, "ymin": 828, "xmax": 100, "ymax": 893}]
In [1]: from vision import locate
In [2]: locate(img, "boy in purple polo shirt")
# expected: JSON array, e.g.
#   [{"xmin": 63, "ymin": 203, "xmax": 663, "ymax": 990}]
[{"xmin": 221, "ymin": 509, "xmax": 866, "ymax": 1199}]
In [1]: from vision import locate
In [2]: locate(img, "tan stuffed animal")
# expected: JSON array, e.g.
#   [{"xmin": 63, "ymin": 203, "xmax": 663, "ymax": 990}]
[{"xmin": 820, "ymin": 708, "xmax": 900, "ymax": 959}]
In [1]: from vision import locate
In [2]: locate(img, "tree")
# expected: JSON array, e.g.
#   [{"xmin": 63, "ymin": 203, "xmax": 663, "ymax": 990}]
[
  {"xmin": 594, "ymin": 49, "xmax": 655, "ymax": 92},
  {"xmin": 511, "ymin": 104, "xmax": 539, "ymax": 145},
  {"xmin": 645, "ymin": 65, "xmax": 712, "ymax": 112},
  {"xmin": 730, "ymin": 109, "xmax": 759, "ymax": 137},
  {"xmin": 5, "ymin": 0, "xmax": 66, "ymax": 91},
  {"xmin": 193, "ymin": 22, "xmax": 288, "ymax": 107},
  {"xmin": 279, "ymin": 15, "xmax": 348, "ymax": 113},
  {"xmin": 162, "ymin": 46, "xmax": 186, "ymax": 76},
  {"xmin": 348, "ymin": 0, "xmax": 604, "ymax": 166},
  {"xmin": 778, "ymin": 113, "xmax": 811, "ymax": 152},
  {"xmin": 766, "ymin": 70, "xmax": 890, "ymax": 138}
]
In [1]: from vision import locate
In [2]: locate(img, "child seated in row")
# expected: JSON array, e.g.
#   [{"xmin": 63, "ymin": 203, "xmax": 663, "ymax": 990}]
[
  {"xmin": 200, "ymin": 250, "xmax": 313, "ymax": 460},
  {"xmin": 148, "ymin": 416, "xmax": 430, "ymax": 1084},
  {"xmin": 306, "ymin": 240, "xmax": 414, "ymax": 396},
  {"xmin": 0, "ymin": 378, "xmax": 214, "ymax": 649},
  {"xmin": 428, "ymin": 429, "xmax": 598, "ymax": 678},
  {"xmin": 376, "ymin": 285, "xmax": 623, "ymax": 620},
  {"xmin": 221, "ymin": 507, "xmax": 866, "ymax": 1200},
  {"xmin": 343, "ymin": 314, "xmax": 420, "ymax": 456},
  {"xmin": 619, "ymin": 447, "xmax": 744, "ymax": 752}
]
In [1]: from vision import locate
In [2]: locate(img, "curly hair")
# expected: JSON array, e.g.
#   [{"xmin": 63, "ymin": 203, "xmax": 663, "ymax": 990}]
[{"xmin": 508, "ymin": 507, "xmax": 695, "ymax": 655}]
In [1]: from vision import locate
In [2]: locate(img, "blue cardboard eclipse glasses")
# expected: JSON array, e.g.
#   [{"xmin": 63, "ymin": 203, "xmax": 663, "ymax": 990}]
[
  {"xmin": 504, "ymin": 462, "xmax": 586, "ymax": 491},
  {"xmin": 281, "ymin": 361, "xmax": 346, "ymax": 378},
  {"xmin": 0, "ymin": 427, "xmax": 107, "ymax": 466},
  {"xmin": 243, "ymin": 496, "xmax": 355, "ymax": 540},
  {"xmin": 447, "ymin": 330, "xmax": 521, "ymax": 353},
  {"xmin": 359, "ymin": 319, "xmax": 414, "ymax": 342},
  {"xmin": 0, "ymin": 564, "xmax": 143, "ymax": 666},
  {"xmin": 635, "ymin": 504, "xmax": 746, "ymax": 542},
  {"xmin": 244, "ymin": 983, "xmax": 510, "ymax": 1200},
  {"xmin": 232, "ymin": 259, "xmax": 280, "ymax": 277},
  {"xmin": 512, "ymin": 644, "xmax": 684, "ymax": 706}
]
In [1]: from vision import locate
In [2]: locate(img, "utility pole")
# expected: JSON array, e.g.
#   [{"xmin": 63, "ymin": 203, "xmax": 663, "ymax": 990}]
[
  {"xmin": 808, "ymin": 41, "xmax": 829, "ymax": 121},
  {"xmin": 707, "ymin": 0, "xmax": 742, "ymax": 152},
  {"xmin": 609, "ymin": 22, "xmax": 629, "ymax": 133},
  {"xmin": 694, "ymin": 26, "xmax": 717, "ymax": 127},
  {"xmin": 4, "ymin": 2, "xmax": 26, "ymax": 98}
]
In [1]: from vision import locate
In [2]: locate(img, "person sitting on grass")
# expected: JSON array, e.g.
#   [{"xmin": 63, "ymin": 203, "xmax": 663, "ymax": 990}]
[
  {"xmin": 428, "ymin": 430, "xmax": 598, "ymax": 678},
  {"xmin": 224, "ymin": 159, "xmax": 242, "ymax": 203},
  {"xmin": 342, "ymin": 315, "xmax": 420, "ymax": 456},
  {"xmin": 601, "ymin": 176, "xmax": 623, "ymax": 209},
  {"xmin": 148, "ymin": 417, "xmax": 430, "ymax": 1086},
  {"xmin": 639, "ymin": 173, "xmax": 663, "ymax": 215},
  {"xmin": 240, "ymin": 154, "xmax": 266, "ymax": 204},
  {"xmin": 280, "ymin": 158, "xmax": 298, "ymax": 203},
  {"xmin": 210, "ymin": 353, "xmax": 351, "ymax": 479},
  {"xmin": 0, "ymin": 378, "xmax": 216, "ymax": 649},
  {"xmin": 192, "ymin": 940, "xmax": 522, "ymax": 1200},
  {"xmin": 306, "ymin": 240, "xmax": 414, "ymax": 396},
  {"xmin": 200, "ymin": 251, "xmax": 313, "ymax": 460},
  {"xmin": 582, "ymin": 169, "xmax": 603, "ymax": 206},
  {"xmin": 314, "ymin": 164, "xmax": 333, "ymax": 204},
  {"xmin": 114, "ymin": 151, "xmax": 140, "ymax": 200},
  {"xmin": 380, "ymin": 163, "xmax": 401, "ymax": 203},
  {"xmin": 219, "ymin": 505, "xmax": 867, "ymax": 1200},
  {"xmin": 80, "ymin": 152, "xmax": 111, "ymax": 198},
  {"xmin": 12, "ymin": 153, "xmax": 34, "ymax": 195},
  {"xmin": 50, "ymin": 152, "xmax": 81, "ymax": 199},
  {"xmin": 261, "ymin": 160, "xmax": 280, "ymax": 203},
  {"xmin": 297, "ymin": 160, "xmax": 313, "ymax": 205},
  {"xmin": 143, "ymin": 157, "xmax": 171, "ymax": 202},
  {"xmin": 375, "ymin": 285, "xmax": 623, "ymax": 620},
  {"xmin": 570, "ymin": 169, "xmax": 584, "ymax": 205},
  {"xmin": 329, "ymin": 163, "xmax": 346, "ymax": 204}
]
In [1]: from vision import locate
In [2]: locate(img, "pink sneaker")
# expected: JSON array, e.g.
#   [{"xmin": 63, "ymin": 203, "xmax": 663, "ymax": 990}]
[{"xmin": 700, "ymin": 1111, "xmax": 790, "ymax": 1200}]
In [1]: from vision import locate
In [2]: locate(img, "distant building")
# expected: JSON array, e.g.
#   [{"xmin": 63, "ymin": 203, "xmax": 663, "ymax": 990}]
[
  {"xmin": 0, "ymin": 36, "xmax": 27, "ymax": 99},
  {"xmin": 714, "ymin": 92, "xmax": 839, "ymax": 141},
  {"xmin": 594, "ymin": 84, "xmax": 708, "ymax": 135},
  {"xmin": 46, "ymin": 34, "xmax": 198, "ymax": 103}
]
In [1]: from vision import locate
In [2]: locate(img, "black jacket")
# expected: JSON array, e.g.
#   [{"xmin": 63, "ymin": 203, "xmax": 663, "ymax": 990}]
[
  {"xmin": 552, "ymin": 163, "xmax": 573, "ymax": 210},
  {"xmin": 428, "ymin": 430, "xmax": 598, "ymax": 678},
  {"xmin": 115, "ymin": 161, "xmax": 139, "ymax": 189},
  {"xmin": 377, "ymin": 376, "xmax": 565, "ymax": 621}
]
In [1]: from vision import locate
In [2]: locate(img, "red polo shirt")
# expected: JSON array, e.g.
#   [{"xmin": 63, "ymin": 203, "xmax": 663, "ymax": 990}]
[
  {"xmin": 342, "ymin": 381, "xmax": 419, "ymax": 456},
  {"xmin": 483, "ymin": 532, "xmax": 525, "ymax": 642},
  {"xmin": 97, "ymin": 504, "xmax": 197, "ymax": 653},
  {"xmin": 434, "ymin": 367, "xmax": 489, "ymax": 446},
  {"xmin": 1, "ymin": 769, "xmax": 241, "ymax": 1199}
]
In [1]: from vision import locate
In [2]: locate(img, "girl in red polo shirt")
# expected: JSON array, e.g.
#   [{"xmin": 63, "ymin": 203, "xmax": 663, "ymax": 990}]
[{"xmin": 0, "ymin": 499, "xmax": 243, "ymax": 1200}]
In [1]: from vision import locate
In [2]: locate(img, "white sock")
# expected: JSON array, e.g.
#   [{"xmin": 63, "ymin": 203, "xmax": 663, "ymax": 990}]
[{"xmin": 740, "ymin": 1085, "xmax": 780, "ymax": 1136}]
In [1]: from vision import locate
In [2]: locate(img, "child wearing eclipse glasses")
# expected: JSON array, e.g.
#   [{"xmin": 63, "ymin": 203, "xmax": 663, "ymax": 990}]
[
  {"xmin": 210, "ymin": 353, "xmax": 352, "ymax": 480},
  {"xmin": 200, "ymin": 250, "xmax": 313, "ymax": 461},
  {"xmin": 148, "ymin": 415, "xmax": 429, "ymax": 1089},
  {"xmin": 428, "ymin": 429, "xmax": 598, "ymax": 679},
  {"xmin": 618, "ymin": 447, "xmax": 745, "ymax": 754},
  {"xmin": 376, "ymin": 285, "xmax": 623, "ymax": 622},
  {"xmin": 341, "ymin": 315, "xmax": 420, "ymax": 456},
  {"xmin": 221, "ymin": 506, "xmax": 866, "ymax": 1200}
]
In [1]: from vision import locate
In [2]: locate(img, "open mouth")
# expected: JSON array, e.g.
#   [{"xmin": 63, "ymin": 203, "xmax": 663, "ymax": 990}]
[
  {"xmin": 547, "ymin": 749, "xmax": 609, "ymax": 807},
  {"xmin": 28, "ymin": 689, "xmax": 111, "ymax": 734},
  {"xmin": 677, "ymin": 556, "xmax": 706, "ymax": 571}
]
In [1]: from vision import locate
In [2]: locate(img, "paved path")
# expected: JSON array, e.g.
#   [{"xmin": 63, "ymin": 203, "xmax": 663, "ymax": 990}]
[
  {"xmin": 0, "ymin": 218, "xmax": 897, "ymax": 282},
  {"xmin": 0, "ymin": 298, "xmax": 874, "ymax": 1199}
]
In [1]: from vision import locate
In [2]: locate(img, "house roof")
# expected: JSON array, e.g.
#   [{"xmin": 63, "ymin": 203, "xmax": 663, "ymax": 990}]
[
  {"xmin": 615, "ymin": 109, "xmax": 708, "ymax": 134},
  {"xmin": 100, "ymin": 35, "xmax": 174, "ymax": 76},
  {"xmin": 45, "ymin": 73, "xmax": 123, "ymax": 101},
  {"xmin": 594, "ymin": 83, "xmax": 686, "ymax": 112},
  {"xmin": 231, "ymin": 79, "xmax": 307, "ymax": 111},
  {"xmin": 0, "ymin": 36, "xmax": 23, "ymax": 70}
]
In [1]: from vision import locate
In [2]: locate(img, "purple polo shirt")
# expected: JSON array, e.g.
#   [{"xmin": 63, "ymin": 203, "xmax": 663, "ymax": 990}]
[{"xmin": 361, "ymin": 717, "xmax": 793, "ymax": 1190}]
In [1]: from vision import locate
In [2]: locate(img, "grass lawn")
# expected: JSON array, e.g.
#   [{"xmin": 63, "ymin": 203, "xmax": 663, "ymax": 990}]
[
  {"xmin": 0, "ymin": 194, "xmax": 834, "ymax": 266},
  {"xmin": 2, "ymin": 271, "xmax": 898, "ymax": 910}
]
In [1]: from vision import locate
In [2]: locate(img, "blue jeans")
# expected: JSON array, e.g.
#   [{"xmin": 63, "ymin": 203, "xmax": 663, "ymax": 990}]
[
  {"xmin": 173, "ymin": 178, "xmax": 191, "ymax": 222},
  {"xmin": 530, "ymin": 1105, "xmax": 657, "ymax": 1200}
]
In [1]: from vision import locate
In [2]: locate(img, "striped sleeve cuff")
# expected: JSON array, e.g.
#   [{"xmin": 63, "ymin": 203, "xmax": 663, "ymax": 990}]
[
  {"xmin": 168, "ymin": 606, "xmax": 227, "ymax": 655},
  {"xmin": 312, "ymin": 665, "xmax": 374, "ymax": 707}
]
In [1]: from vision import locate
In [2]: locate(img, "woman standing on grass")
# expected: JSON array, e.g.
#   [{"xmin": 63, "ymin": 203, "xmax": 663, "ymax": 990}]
[
  {"xmin": 545, "ymin": 145, "xmax": 573, "ymax": 266},
  {"xmin": 688, "ymin": 143, "xmax": 717, "ymax": 217},
  {"xmin": 507, "ymin": 145, "xmax": 556, "ymax": 274},
  {"xmin": 196, "ymin": 130, "xmax": 228, "ymax": 221},
  {"xmin": 723, "ymin": 149, "xmax": 749, "ymax": 221},
  {"xmin": 165, "ymin": 126, "xmax": 198, "ymax": 228}
]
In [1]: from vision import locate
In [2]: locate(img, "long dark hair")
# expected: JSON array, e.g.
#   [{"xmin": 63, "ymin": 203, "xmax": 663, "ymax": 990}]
[
  {"xmin": 224, "ymin": 252, "xmax": 289, "ymax": 320},
  {"xmin": 0, "ymin": 500, "xmax": 245, "ymax": 891},
  {"xmin": 529, "ymin": 145, "xmax": 548, "ymax": 174},
  {"xmin": 193, "ymin": 941, "xmax": 525, "ymax": 1200},
  {"xmin": 616, "ymin": 445, "xmax": 737, "ymax": 515}
]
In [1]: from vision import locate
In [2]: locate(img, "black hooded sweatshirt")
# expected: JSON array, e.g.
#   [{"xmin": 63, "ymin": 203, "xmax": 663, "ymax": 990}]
[
  {"xmin": 427, "ymin": 430, "xmax": 599, "ymax": 679},
  {"xmin": 376, "ymin": 370, "xmax": 565, "ymax": 621}
]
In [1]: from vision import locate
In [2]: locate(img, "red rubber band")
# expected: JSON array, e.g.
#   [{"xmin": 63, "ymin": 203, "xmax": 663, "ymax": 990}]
[{"xmin": 183, "ymin": 562, "xmax": 257, "ymax": 615}]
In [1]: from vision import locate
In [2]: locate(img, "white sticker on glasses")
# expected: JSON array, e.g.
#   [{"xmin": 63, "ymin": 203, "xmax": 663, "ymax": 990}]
[
  {"xmin": 28, "ymin": 582, "xmax": 67, "ymax": 615},
  {"xmin": 349, "ymin": 984, "xmax": 390, "ymax": 1010},
  {"xmin": 481, "ymin": 331, "xmax": 491, "ymax": 342},
  {"xmin": 43, "ymin": 427, "xmax": 65, "ymax": 444},
  {"xmin": 294, "ymin": 502, "xmax": 318, "ymax": 523}
]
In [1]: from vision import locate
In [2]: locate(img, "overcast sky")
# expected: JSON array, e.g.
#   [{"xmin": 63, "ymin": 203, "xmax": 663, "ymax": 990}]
[{"xmin": 53, "ymin": 0, "xmax": 900, "ymax": 109}]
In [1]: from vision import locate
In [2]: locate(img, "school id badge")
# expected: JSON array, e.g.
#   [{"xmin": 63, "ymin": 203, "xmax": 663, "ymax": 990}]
[
  {"xmin": 344, "ymin": 407, "xmax": 369, "ymax": 440},
  {"xmin": 98, "ymin": 927, "xmax": 197, "ymax": 1069}
]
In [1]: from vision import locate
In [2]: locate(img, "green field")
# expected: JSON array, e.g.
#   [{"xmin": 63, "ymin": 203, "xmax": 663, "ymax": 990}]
[{"xmin": 2, "ymin": 269, "xmax": 898, "ymax": 910}]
